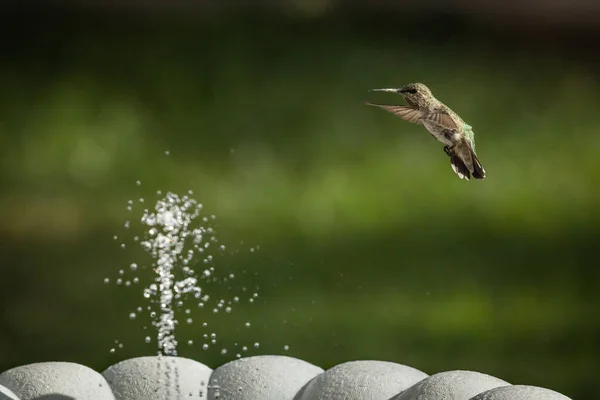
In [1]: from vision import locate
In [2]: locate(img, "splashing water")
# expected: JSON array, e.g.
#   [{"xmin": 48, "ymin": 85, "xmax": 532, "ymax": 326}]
[
  {"xmin": 108, "ymin": 186, "xmax": 262, "ymax": 358},
  {"xmin": 138, "ymin": 191, "xmax": 210, "ymax": 355}
]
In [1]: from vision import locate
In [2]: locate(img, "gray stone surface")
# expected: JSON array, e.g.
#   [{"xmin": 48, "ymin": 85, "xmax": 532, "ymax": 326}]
[
  {"xmin": 0, "ymin": 361, "xmax": 115, "ymax": 400},
  {"xmin": 0, "ymin": 385, "xmax": 19, "ymax": 400},
  {"xmin": 208, "ymin": 355, "xmax": 323, "ymax": 400},
  {"xmin": 294, "ymin": 360, "xmax": 428, "ymax": 400},
  {"xmin": 102, "ymin": 356, "xmax": 212, "ymax": 400},
  {"xmin": 0, "ymin": 357, "xmax": 574, "ymax": 400},
  {"xmin": 391, "ymin": 370, "xmax": 510, "ymax": 400},
  {"xmin": 469, "ymin": 385, "xmax": 572, "ymax": 400}
]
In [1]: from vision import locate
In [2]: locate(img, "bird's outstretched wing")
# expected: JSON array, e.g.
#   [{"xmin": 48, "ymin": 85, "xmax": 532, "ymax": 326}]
[
  {"xmin": 424, "ymin": 111, "xmax": 459, "ymax": 130},
  {"xmin": 425, "ymin": 111, "xmax": 460, "ymax": 131},
  {"xmin": 364, "ymin": 102, "xmax": 423, "ymax": 124}
]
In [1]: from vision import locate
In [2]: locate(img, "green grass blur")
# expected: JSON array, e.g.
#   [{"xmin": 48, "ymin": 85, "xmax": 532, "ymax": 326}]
[{"xmin": 1, "ymin": 10, "xmax": 599, "ymax": 399}]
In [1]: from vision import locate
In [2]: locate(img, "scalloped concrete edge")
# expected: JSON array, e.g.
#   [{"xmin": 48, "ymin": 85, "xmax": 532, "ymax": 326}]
[{"xmin": 0, "ymin": 356, "xmax": 573, "ymax": 400}]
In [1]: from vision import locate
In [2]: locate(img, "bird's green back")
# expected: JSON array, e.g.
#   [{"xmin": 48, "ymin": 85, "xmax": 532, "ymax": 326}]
[{"xmin": 463, "ymin": 123, "xmax": 476, "ymax": 153}]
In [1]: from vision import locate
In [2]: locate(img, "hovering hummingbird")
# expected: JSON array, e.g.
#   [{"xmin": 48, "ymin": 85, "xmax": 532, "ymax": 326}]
[{"xmin": 366, "ymin": 83, "xmax": 486, "ymax": 181}]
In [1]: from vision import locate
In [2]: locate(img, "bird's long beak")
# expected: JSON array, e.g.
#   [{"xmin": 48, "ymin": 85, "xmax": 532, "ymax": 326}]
[{"xmin": 369, "ymin": 88, "xmax": 399, "ymax": 93}]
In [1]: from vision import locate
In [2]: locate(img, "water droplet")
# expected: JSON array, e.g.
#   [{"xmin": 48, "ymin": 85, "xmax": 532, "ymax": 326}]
[
  {"xmin": 130, "ymin": 263, "xmax": 138, "ymax": 271},
  {"xmin": 165, "ymin": 150, "xmax": 170, "ymax": 156},
  {"xmin": 110, "ymin": 348, "xmax": 116, "ymax": 353},
  {"xmin": 284, "ymin": 345, "xmax": 290, "ymax": 351},
  {"xmin": 186, "ymin": 318, "xmax": 193, "ymax": 324},
  {"xmin": 225, "ymin": 307, "xmax": 232, "ymax": 313},
  {"xmin": 104, "ymin": 278, "xmax": 110, "ymax": 284},
  {"xmin": 221, "ymin": 348, "xmax": 227, "ymax": 355},
  {"xmin": 253, "ymin": 342, "xmax": 260, "ymax": 348},
  {"xmin": 116, "ymin": 278, "xmax": 123, "ymax": 285},
  {"xmin": 245, "ymin": 322, "xmax": 251, "ymax": 327},
  {"xmin": 202, "ymin": 344, "xmax": 209, "ymax": 350},
  {"xmin": 129, "ymin": 312, "xmax": 136, "ymax": 320},
  {"xmin": 145, "ymin": 336, "xmax": 151, "ymax": 343},
  {"xmin": 136, "ymin": 180, "xmax": 141, "ymax": 186},
  {"xmin": 188, "ymin": 340, "xmax": 193, "ymax": 346}
]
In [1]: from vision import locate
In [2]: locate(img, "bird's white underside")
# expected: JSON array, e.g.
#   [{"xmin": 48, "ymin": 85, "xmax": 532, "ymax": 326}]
[{"xmin": 421, "ymin": 120, "xmax": 459, "ymax": 146}]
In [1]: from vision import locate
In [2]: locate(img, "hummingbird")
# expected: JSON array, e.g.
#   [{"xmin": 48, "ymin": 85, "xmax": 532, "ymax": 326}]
[{"xmin": 365, "ymin": 83, "xmax": 486, "ymax": 181}]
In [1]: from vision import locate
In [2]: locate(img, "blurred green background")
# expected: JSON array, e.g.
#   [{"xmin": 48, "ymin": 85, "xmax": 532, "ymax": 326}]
[{"xmin": 1, "ymin": 2, "xmax": 599, "ymax": 399}]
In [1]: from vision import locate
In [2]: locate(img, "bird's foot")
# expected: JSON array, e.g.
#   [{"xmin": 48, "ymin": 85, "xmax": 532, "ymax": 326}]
[{"xmin": 443, "ymin": 145, "xmax": 454, "ymax": 157}]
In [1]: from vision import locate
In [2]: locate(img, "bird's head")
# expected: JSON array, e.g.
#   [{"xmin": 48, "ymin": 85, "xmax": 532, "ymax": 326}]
[{"xmin": 370, "ymin": 83, "xmax": 434, "ymax": 108}]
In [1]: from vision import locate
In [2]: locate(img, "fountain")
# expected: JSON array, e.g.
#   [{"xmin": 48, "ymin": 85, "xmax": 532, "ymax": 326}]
[{"xmin": 106, "ymin": 184, "xmax": 263, "ymax": 361}]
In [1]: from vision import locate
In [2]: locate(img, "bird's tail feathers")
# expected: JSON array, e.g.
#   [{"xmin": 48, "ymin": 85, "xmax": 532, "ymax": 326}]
[
  {"xmin": 470, "ymin": 150, "xmax": 486, "ymax": 179},
  {"xmin": 450, "ymin": 142, "xmax": 486, "ymax": 181},
  {"xmin": 450, "ymin": 155, "xmax": 471, "ymax": 181}
]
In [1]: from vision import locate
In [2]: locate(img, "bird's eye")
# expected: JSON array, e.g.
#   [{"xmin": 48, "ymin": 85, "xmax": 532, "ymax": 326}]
[{"xmin": 407, "ymin": 89, "xmax": 417, "ymax": 94}]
